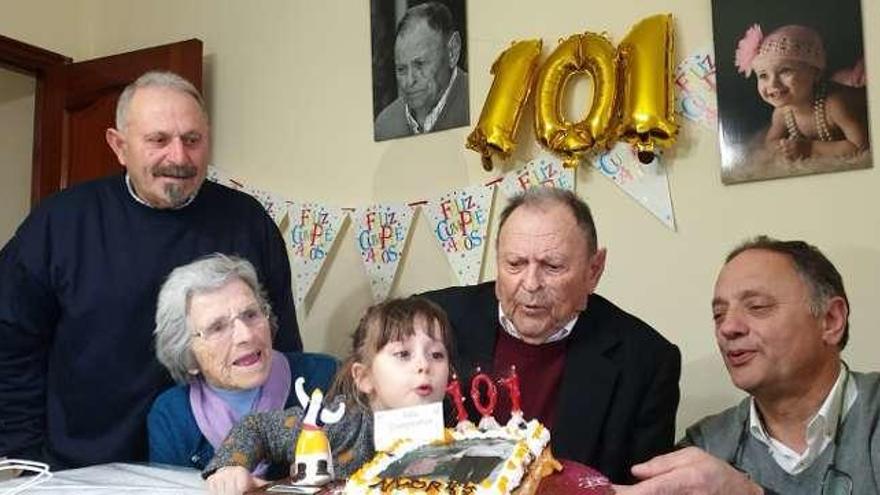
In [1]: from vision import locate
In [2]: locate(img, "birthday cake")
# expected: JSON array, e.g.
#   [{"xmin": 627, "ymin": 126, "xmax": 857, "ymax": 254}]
[{"xmin": 344, "ymin": 417, "xmax": 560, "ymax": 495}]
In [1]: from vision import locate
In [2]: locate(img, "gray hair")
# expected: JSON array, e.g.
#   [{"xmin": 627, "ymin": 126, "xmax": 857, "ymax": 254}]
[
  {"xmin": 497, "ymin": 187, "xmax": 598, "ymax": 255},
  {"xmin": 154, "ymin": 253, "xmax": 277, "ymax": 383},
  {"xmin": 115, "ymin": 70, "xmax": 207, "ymax": 131},
  {"xmin": 726, "ymin": 236, "xmax": 850, "ymax": 349},
  {"xmin": 397, "ymin": 2, "xmax": 456, "ymax": 39}
]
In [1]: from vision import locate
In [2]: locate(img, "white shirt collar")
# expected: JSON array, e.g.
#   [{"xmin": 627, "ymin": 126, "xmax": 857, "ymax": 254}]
[
  {"xmin": 748, "ymin": 364, "xmax": 858, "ymax": 474},
  {"xmin": 497, "ymin": 304, "xmax": 578, "ymax": 344},
  {"xmin": 404, "ymin": 67, "xmax": 459, "ymax": 134},
  {"xmin": 124, "ymin": 173, "xmax": 196, "ymax": 210}
]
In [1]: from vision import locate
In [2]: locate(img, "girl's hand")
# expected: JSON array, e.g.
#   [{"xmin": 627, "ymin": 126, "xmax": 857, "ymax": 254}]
[
  {"xmin": 777, "ymin": 138, "xmax": 811, "ymax": 161},
  {"xmin": 206, "ymin": 466, "xmax": 267, "ymax": 495}
]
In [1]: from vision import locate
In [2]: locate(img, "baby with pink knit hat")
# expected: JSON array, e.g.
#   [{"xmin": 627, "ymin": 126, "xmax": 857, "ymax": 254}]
[{"xmin": 735, "ymin": 24, "xmax": 868, "ymax": 161}]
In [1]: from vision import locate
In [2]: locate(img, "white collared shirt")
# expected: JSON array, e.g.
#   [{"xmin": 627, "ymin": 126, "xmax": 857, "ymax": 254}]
[
  {"xmin": 125, "ymin": 173, "xmax": 196, "ymax": 210},
  {"xmin": 748, "ymin": 365, "xmax": 858, "ymax": 474},
  {"xmin": 497, "ymin": 304, "xmax": 578, "ymax": 344},
  {"xmin": 404, "ymin": 67, "xmax": 459, "ymax": 134}
]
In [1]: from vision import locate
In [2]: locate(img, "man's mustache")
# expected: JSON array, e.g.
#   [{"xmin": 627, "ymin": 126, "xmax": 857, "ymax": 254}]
[
  {"xmin": 514, "ymin": 291, "xmax": 550, "ymax": 307},
  {"xmin": 153, "ymin": 164, "xmax": 197, "ymax": 179}
]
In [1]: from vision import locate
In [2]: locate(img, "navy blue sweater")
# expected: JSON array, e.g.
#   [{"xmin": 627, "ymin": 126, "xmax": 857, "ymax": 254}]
[{"xmin": 0, "ymin": 175, "xmax": 301, "ymax": 469}]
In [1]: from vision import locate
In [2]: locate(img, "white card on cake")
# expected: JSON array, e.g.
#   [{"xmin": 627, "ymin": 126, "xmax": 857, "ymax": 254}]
[{"xmin": 373, "ymin": 402, "xmax": 445, "ymax": 452}]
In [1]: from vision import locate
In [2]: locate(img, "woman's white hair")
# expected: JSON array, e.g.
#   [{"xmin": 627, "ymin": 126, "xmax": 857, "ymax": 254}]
[{"xmin": 153, "ymin": 253, "xmax": 277, "ymax": 384}]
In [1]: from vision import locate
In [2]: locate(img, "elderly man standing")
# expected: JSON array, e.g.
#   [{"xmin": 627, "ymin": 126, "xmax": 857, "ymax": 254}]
[
  {"xmin": 0, "ymin": 71, "xmax": 301, "ymax": 469},
  {"xmin": 619, "ymin": 237, "xmax": 880, "ymax": 494},
  {"xmin": 424, "ymin": 188, "xmax": 681, "ymax": 483},
  {"xmin": 373, "ymin": 1, "xmax": 469, "ymax": 140}
]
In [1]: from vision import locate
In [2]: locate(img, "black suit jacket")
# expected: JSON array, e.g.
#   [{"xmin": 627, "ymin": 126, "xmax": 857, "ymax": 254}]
[{"xmin": 423, "ymin": 282, "xmax": 681, "ymax": 483}]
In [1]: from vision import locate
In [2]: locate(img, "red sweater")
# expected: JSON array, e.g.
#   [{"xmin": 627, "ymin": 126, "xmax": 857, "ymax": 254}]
[{"xmin": 492, "ymin": 329, "xmax": 568, "ymax": 429}]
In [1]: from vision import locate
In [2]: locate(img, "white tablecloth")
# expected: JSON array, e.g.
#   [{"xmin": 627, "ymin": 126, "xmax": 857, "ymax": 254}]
[{"xmin": 0, "ymin": 462, "xmax": 206, "ymax": 494}]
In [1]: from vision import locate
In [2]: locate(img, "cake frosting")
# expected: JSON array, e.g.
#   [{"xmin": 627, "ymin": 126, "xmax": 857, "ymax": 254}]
[{"xmin": 345, "ymin": 418, "xmax": 559, "ymax": 494}]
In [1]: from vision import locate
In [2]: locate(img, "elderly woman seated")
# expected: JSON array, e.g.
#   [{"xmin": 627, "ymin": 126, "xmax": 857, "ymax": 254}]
[{"xmin": 147, "ymin": 253, "xmax": 336, "ymax": 474}]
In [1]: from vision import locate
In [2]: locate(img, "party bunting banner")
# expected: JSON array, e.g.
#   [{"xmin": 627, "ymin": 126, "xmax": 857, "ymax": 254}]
[
  {"xmin": 245, "ymin": 186, "xmax": 287, "ymax": 225},
  {"xmin": 207, "ymin": 166, "xmax": 286, "ymax": 224},
  {"xmin": 207, "ymin": 165, "xmax": 244, "ymax": 190},
  {"xmin": 500, "ymin": 155, "xmax": 575, "ymax": 199},
  {"xmin": 425, "ymin": 184, "xmax": 494, "ymax": 285},
  {"xmin": 286, "ymin": 202, "xmax": 348, "ymax": 307},
  {"xmin": 353, "ymin": 203, "xmax": 415, "ymax": 301},
  {"xmin": 674, "ymin": 51, "xmax": 718, "ymax": 131},
  {"xmin": 592, "ymin": 142, "xmax": 676, "ymax": 230}
]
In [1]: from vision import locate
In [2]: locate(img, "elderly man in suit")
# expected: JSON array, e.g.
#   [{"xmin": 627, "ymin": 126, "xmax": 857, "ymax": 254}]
[{"xmin": 424, "ymin": 187, "xmax": 681, "ymax": 483}]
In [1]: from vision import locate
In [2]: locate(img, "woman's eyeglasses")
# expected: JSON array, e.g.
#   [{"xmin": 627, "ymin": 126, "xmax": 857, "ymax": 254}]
[{"xmin": 193, "ymin": 305, "xmax": 267, "ymax": 341}]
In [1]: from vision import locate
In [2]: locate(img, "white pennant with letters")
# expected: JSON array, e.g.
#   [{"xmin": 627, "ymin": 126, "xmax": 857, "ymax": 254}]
[
  {"xmin": 353, "ymin": 203, "xmax": 415, "ymax": 301},
  {"xmin": 500, "ymin": 155, "xmax": 575, "ymax": 198},
  {"xmin": 286, "ymin": 202, "xmax": 348, "ymax": 306},
  {"xmin": 245, "ymin": 186, "xmax": 287, "ymax": 225},
  {"xmin": 425, "ymin": 184, "xmax": 494, "ymax": 285},
  {"xmin": 592, "ymin": 143, "xmax": 676, "ymax": 230}
]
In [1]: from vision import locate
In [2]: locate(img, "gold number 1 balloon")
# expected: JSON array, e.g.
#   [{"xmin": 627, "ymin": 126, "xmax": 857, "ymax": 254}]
[
  {"xmin": 534, "ymin": 32, "xmax": 618, "ymax": 168},
  {"xmin": 616, "ymin": 14, "xmax": 678, "ymax": 163},
  {"xmin": 467, "ymin": 39, "xmax": 542, "ymax": 171}
]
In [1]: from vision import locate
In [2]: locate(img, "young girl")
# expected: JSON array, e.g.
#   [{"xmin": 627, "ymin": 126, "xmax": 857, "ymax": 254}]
[
  {"xmin": 203, "ymin": 296, "xmax": 453, "ymax": 495},
  {"xmin": 735, "ymin": 24, "xmax": 869, "ymax": 162}
]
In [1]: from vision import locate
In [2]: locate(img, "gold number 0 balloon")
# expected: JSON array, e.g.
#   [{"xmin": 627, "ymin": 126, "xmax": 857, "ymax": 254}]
[
  {"xmin": 534, "ymin": 32, "xmax": 618, "ymax": 168},
  {"xmin": 466, "ymin": 40, "xmax": 542, "ymax": 171}
]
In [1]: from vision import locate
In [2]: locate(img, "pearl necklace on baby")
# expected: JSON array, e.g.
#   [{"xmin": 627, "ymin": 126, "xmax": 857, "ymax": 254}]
[{"xmin": 784, "ymin": 81, "xmax": 832, "ymax": 141}]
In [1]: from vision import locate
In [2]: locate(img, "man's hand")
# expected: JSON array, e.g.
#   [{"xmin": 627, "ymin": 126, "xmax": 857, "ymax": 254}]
[
  {"xmin": 206, "ymin": 466, "xmax": 267, "ymax": 495},
  {"xmin": 611, "ymin": 447, "xmax": 763, "ymax": 495}
]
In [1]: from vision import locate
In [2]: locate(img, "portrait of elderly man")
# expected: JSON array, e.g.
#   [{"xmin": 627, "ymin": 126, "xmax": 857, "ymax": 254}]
[
  {"xmin": 423, "ymin": 187, "xmax": 681, "ymax": 483},
  {"xmin": 372, "ymin": 0, "xmax": 469, "ymax": 141},
  {"xmin": 617, "ymin": 237, "xmax": 880, "ymax": 495},
  {"xmin": 148, "ymin": 254, "xmax": 336, "ymax": 474}
]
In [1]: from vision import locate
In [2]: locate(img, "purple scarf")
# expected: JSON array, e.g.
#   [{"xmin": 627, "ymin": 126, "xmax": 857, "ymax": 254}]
[{"xmin": 190, "ymin": 349, "xmax": 291, "ymax": 458}]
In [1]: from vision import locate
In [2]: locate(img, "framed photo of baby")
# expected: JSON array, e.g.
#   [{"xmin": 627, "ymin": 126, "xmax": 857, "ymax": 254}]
[{"xmin": 711, "ymin": 0, "xmax": 872, "ymax": 184}]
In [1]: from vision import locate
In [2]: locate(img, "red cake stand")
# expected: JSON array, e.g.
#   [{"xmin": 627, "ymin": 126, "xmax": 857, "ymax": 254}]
[{"xmin": 538, "ymin": 459, "xmax": 613, "ymax": 495}]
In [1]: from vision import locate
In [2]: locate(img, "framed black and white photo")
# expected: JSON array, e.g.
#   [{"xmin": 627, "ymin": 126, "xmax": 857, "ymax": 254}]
[{"xmin": 370, "ymin": 0, "xmax": 469, "ymax": 141}]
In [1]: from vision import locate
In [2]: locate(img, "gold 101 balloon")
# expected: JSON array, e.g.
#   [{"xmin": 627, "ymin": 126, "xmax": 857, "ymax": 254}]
[{"xmin": 467, "ymin": 14, "xmax": 678, "ymax": 170}]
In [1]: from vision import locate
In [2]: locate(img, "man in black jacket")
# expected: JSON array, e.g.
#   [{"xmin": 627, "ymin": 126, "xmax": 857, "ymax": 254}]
[{"xmin": 424, "ymin": 187, "xmax": 680, "ymax": 483}]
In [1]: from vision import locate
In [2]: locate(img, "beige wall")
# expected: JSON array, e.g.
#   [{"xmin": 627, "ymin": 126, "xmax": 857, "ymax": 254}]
[
  {"xmin": 0, "ymin": 0, "xmax": 99, "ymax": 243},
  {"xmin": 0, "ymin": 69, "xmax": 35, "ymax": 245},
  {"xmin": 2, "ymin": 0, "xmax": 879, "ymax": 434},
  {"xmin": 0, "ymin": 0, "xmax": 95, "ymax": 59}
]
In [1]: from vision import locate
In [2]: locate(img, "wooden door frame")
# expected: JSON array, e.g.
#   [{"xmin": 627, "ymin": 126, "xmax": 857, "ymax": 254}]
[{"xmin": 0, "ymin": 34, "xmax": 71, "ymax": 207}]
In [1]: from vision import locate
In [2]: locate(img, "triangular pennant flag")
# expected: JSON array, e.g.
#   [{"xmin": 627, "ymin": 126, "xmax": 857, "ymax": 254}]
[
  {"xmin": 206, "ymin": 165, "xmax": 245, "ymax": 190},
  {"xmin": 286, "ymin": 202, "xmax": 348, "ymax": 307},
  {"xmin": 206, "ymin": 166, "xmax": 283, "ymax": 222},
  {"xmin": 244, "ymin": 186, "xmax": 287, "ymax": 225},
  {"xmin": 500, "ymin": 155, "xmax": 575, "ymax": 198},
  {"xmin": 674, "ymin": 50, "xmax": 718, "ymax": 131},
  {"xmin": 592, "ymin": 142, "xmax": 676, "ymax": 230},
  {"xmin": 425, "ymin": 185, "xmax": 495, "ymax": 285},
  {"xmin": 353, "ymin": 203, "xmax": 415, "ymax": 301}
]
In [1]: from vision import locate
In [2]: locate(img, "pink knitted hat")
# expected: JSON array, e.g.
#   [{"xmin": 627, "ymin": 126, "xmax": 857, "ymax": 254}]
[{"xmin": 735, "ymin": 24, "xmax": 826, "ymax": 77}]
